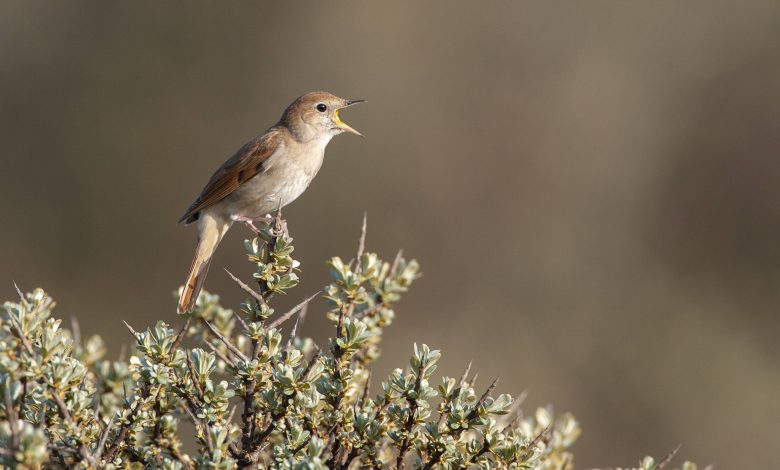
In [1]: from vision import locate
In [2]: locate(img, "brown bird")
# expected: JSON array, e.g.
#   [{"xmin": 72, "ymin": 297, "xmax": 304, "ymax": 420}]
[{"xmin": 177, "ymin": 91, "xmax": 365, "ymax": 313}]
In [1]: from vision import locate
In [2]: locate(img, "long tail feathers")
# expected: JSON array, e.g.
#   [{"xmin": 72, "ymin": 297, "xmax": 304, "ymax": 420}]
[
  {"xmin": 178, "ymin": 216, "xmax": 228, "ymax": 314},
  {"xmin": 177, "ymin": 248, "xmax": 213, "ymax": 314}
]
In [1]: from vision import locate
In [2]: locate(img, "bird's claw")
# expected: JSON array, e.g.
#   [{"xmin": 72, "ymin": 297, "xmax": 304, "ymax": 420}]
[
  {"xmin": 232, "ymin": 214, "xmax": 288, "ymax": 237},
  {"xmin": 268, "ymin": 219, "xmax": 288, "ymax": 237}
]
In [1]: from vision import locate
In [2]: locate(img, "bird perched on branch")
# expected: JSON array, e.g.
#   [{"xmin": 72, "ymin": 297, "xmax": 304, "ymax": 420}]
[{"xmin": 177, "ymin": 91, "xmax": 365, "ymax": 313}]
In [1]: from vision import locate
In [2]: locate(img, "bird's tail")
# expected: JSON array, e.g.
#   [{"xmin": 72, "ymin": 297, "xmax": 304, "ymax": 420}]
[{"xmin": 177, "ymin": 214, "xmax": 230, "ymax": 314}]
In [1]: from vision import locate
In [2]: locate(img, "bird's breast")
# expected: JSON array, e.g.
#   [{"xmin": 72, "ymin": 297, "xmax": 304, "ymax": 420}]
[{"xmin": 225, "ymin": 145, "xmax": 325, "ymax": 217}]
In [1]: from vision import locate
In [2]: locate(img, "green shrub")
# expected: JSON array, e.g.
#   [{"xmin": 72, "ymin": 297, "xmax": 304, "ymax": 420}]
[{"xmin": 0, "ymin": 215, "xmax": 700, "ymax": 469}]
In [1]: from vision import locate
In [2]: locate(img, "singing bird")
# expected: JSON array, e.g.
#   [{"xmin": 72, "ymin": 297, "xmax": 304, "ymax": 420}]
[{"xmin": 177, "ymin": 91, "xmax": 365, "ymax": 313}]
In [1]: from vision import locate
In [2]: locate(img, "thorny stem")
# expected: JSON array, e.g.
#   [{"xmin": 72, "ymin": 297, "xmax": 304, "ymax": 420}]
[
  {"xmin": 181, "ymin": 401, "xmax": 214, "ymax": 455},
  {"xmin": 236, "ymin": 209, "xmax": 288, "ymax": 468},
  {"xmin": 171, "ymin": 315, "xmax": 193, "ymax": 353},
  {"xmin": 519, "ymin": 424, "xmax": 551, "ymax": 462},
  {"xmin": 422, "ymin": 377, "xmax": 500, "ymax": 470},
  {"xmin": 395, "ymin": 356, "xmax": 429, "ymax": 470},
  {"xmin": 240, "ymin": 351, "xmax": 322, "ymax": 467},
  {"xmin": 103, "ymin": 395, "xmax": 145, "ymax": 463},
  {"xmin": 202, "ymin": 337, "xmax": 238, "ymax": 369},
  {"xmin": 176, "ymin": 360, "xmax": 220, "ymax": 457},
  {"xmin": 202, "ymin": 320, "xmax": 248, "ymax": 363},
  {"xmin": 325, "ymin": 218, "xmax": 370, "ymax": 462},
  {"xmin": 467, "ymin": 440, "xmax": 491, "ymax": 465},
  {"xmin": 268, "ymin": 292, "xmax": 319, "ymax": 329},
  {"xmin": 244, "ymin": 413, "xmax": 282, "ymax": 463},
  {"xmin": 657, "ymin": 444, "xmax": 683, "ymax": 470},
  {"xmin": 92, "ymin": 414, "xmax": 114, "ymax": 461},
  {"xmin": 437, "ymin": 361, "xmax": 472, "ymax": 427}
]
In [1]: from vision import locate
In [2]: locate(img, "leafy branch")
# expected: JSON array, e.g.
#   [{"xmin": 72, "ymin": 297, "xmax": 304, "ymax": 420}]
[{"xmin": 0, "ymin": 215, "xmax": 703, "ymax": 470}]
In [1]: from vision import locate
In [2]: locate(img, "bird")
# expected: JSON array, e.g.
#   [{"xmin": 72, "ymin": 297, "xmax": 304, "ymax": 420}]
[{"xmin": 177, "ymin": 91, "xmax": 365, "ymax": 314}]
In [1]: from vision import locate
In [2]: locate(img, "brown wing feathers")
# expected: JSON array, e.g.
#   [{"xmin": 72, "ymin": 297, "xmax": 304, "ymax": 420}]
[{"xmin": 178, "ymin": 128, "xmax": 283, "ymax": 224}]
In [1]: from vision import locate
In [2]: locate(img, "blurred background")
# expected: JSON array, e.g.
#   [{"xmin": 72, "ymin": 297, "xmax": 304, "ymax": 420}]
[{"xmin": 1, "ymin": 1, "xmax": 778, "ymax": 467}]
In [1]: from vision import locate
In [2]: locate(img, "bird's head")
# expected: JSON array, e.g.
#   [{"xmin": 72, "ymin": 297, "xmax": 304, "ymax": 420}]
[{"xmin": 281, "ymin": 91, "xmax": 365, "ymax": 140}]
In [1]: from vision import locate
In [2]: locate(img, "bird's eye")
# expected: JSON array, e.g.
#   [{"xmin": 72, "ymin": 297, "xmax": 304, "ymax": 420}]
[{"xmin": 316, "ymin": 103, "xmax": 327, "ymax": 112}]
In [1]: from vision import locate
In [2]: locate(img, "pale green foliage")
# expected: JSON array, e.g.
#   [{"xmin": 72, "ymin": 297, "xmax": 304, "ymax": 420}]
[{"xmin": 0, "ymin": 216, "xmax": 700, "ymax": 469}]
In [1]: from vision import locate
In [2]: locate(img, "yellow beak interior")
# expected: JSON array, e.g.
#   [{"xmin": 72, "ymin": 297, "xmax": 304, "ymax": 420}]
[{"xmin": 332, "ymin": 108, "xmax": 361, "ymax": 135}]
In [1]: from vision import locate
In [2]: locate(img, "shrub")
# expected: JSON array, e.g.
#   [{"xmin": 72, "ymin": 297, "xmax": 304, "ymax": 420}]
[{"xmin": 0, "ymin": 214, "xmax": 700, "ymax": 469}]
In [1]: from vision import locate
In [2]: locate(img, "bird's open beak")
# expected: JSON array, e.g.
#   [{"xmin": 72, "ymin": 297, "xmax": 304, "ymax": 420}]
[{"xmin": 333, "ymin": 99, "xmax": 366, "ymax": 136}]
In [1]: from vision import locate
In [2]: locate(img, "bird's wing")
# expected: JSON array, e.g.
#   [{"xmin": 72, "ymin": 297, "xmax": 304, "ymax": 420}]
[{"xmin": 179, "ymin": 127, "xmax": 285, "ymax": 224}]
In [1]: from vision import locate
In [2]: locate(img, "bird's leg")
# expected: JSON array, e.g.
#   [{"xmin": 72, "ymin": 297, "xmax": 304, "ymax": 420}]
[{"xmin": 231, "ymin": 214, "xmax": 273, "ymax": 234}]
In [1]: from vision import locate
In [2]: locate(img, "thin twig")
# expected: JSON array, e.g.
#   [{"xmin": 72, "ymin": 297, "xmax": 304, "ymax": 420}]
[
  {"xmin": 181, "ymin": 401, "xmax": 214, "ymax": 454},
  {"xmin": 7, "ymin": 310, "xmax": 35, "ymax": 356},
  {"xmin": 13, "ymin": 282, "xmax": 29, "ymax": 309},
  {"xmin": 353, "ymin": 212, "xmax": 368, "ymax": 274},
  {"xmin": 202, "ymin": 339, "xmax": 238, "ymax": 369},
  {"xmin": 438, "ymin": 361, "xmax": 473, "ymax": 427},
  {"xmin": 657, "ymin": 444, "xmax": 682, "ymax": 470},
  {"xmin": 466, "ymin": 438, "xmax": 491, "ymax": 465},
  {"xmin": 459, "ymin": 361, "xmax": 473, "ymax": 387},
  {"xmin": 186, "ymin": 353, "xmax": 205, "ymax": 398},
  {"xmin": 285, "ymin": 316, "xmax": 300, "ymax": 349},
  {"xmin": 297, "ymin": 302, "xmax": 309, "ymax": 331},
  {"xmin": 521, "ymin": 424, "xmax": 551, "ymax": 461},
  {"xmin": 225, "ymin": 268, "xmax": 266, "ymax": 306},
  {"xmin": 389, "ymin": 250, "xmax": 403, "ymax": 277},
  {"xmin": 171, "ymin": 315, "xmax": 193, "ymax": 352},
  {"xmin": 202, "ymin": 320, "xmax": 248, "ymax": 363},
  {"xmin": 122, "ymin": 320, "xmax": 139, "ymax": 338},
  {"xmin": 232, "ymin": 308, "xmax": 250, "ymax": 332},
  {"xmin": 470, "ymin": 377, "xmax": 500, "ymax": 420},
  {"xmin": 93, "ymin": 414, "xmax": 115, "ymax": 460},
  {"xmin": 396, "ymin": 356, "xmax": 430, "ymax": 469},
  {"xmin": 268, "ymin": 292, "xmax": 320, "ymax": 329},
  {"xmin": 501, "ymin": 391, "xmax": 528, "ymax": 431},
  {"xmin": 292, "ymin": 434, "xmax": 313, "ymax": 454},
  {"xmin": 468, "ymin": 373, "xmax": 479, "ymax": 389}
]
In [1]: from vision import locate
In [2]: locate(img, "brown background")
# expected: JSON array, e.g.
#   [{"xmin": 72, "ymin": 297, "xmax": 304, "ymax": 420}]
[{"xmin": 1, "ymin": 1, "xmax": 778, "ymax": 468}]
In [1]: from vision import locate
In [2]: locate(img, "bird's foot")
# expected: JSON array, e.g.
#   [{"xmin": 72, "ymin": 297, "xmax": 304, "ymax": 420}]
[
  {"xmin": 269, "ymin": 218, "xmax": 288, "ymax": 238},
  {"xmin": 232, "ymin": 214, "xmax": 273, "ymax": 234}
]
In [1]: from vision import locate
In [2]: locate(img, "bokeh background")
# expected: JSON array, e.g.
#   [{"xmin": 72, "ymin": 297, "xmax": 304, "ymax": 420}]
[{"xmin": 1, "ymin": 1, "xmax": 778, "ymax": 467}]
